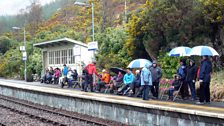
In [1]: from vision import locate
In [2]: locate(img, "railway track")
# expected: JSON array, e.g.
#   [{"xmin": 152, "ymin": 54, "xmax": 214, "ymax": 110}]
[
  {"xmin": 0, "ymin": 122, "xmax": 6, "ymax": 126},
  {"xmin": 0, "ymin": 104, "xmax": 67, "ymax": 126},
  {"xmin": 0, "ymin": 95, "xmax": 125, "ymax": 126}
]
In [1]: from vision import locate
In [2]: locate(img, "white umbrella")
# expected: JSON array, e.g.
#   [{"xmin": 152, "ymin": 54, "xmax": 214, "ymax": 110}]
[
  {"xmin": 127, "ymin": 59, "xmax": 152, "ymax": 68},
  {"xmin": 168, "ymin": 46, "xmax": 191, "ymax": 57},
  {"xmin": 189, "ymin": 46, "xmax": 219, "ymax": 56}
]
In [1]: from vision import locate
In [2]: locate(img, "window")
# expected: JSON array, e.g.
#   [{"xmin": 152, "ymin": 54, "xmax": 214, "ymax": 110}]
[
  {"xmin": 68, "ymin": 49, "xmax": 75, "ymax": 64},
  {"xmin": 55, "ymin": 51, "xmax": 60, "ymax": 64},
  {"xmin": 61, "ymin": 50, "xmax": 67, "ymax": 64},
  {"xmin": 48, "ymin": 51, "xmax": 54, "ymax": 64},
  {"xmin": 48, "ymin": 48, "xmax": 75, "ymax": 65}
]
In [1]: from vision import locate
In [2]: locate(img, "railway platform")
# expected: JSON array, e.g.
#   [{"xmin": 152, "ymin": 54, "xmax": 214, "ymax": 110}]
[{"xmin": 0, "ymin": 78, "xmax": 223, "ymax": 126}]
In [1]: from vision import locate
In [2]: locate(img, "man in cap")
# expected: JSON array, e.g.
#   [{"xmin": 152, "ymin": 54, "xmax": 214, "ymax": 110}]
[
  {"xmin": 150, "ymin": 60, "xmax": 162, "ymax": 99},
  {"xmin": 96, "ymin": 69, "xmax": 110, "ymax": 92}
]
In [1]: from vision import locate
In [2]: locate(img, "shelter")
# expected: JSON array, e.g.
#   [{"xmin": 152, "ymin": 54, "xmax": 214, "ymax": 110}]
[{"xmin": 34, "ymin": 37, "xmax": 92, "ymax": 74}]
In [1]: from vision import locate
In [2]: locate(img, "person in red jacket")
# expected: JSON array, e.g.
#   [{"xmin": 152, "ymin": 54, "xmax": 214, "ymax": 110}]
[{"xmin": 85, "ymin": 60, "xmax": 99, "ymax": 92}]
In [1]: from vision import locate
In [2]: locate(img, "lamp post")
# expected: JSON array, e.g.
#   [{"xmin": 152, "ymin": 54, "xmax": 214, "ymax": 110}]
[
  {"xmin": 12, "ymin": 26, "xmax": 27, "ymax": 82},
  {"xmin": 75, "ymin": 0, "xmax": 96, "ymax": 84},
  {"xmin": 74, "ymin": 0, "xmax": 94, "ymax": 42}
]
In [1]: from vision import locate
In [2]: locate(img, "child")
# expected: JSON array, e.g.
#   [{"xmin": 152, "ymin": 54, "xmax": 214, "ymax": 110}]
[{"xmin": 168, "ymin": 74, "xmax": 182, "ymax": 101}]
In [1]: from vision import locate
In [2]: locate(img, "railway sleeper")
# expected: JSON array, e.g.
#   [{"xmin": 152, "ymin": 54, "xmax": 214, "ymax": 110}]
[
  {"xmin": 0, "ymin": 104, "xmax": 67, "ymax": 126},
  {"xmin": 0, "ymin": 96, "xmax": 109, "ymax": 126}
]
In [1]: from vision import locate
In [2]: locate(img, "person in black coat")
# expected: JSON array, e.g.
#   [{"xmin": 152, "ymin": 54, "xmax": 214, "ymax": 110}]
[
  {"xmin": 186, "ymin": 59, "xmax": 198, "ymax": 101},
  {"xmin": 168, "ymin": 74, "xmax": 182, "ymax": 100},
  {"xmin": 177, "ymin": 58, "xmax": 188, "ymax": 99},
  {"xmin": 196, "ymin": 56, "xmax": 212, "ymax": 104}
]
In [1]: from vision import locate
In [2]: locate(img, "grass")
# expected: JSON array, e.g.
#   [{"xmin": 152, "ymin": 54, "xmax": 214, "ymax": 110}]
[
  {"xmin": 195, "ymin": 71, "xmax": 224, "ymax": 102},
  {"xmin": 210, "ymin": 71, "xmax": 224, "ymax": 102}
]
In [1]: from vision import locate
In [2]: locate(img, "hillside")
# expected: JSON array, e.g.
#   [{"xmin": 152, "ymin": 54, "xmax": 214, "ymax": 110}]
[{"xmin": 0, "ymin": 0, "xmax": 66, "ymax": 35}]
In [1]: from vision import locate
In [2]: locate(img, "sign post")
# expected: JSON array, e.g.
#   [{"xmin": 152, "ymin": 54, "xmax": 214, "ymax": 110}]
[
  {"xmin": 88, "ymin": 41, "xmax": 98, "ymax": 51},
  {"xmin": 22, "ymin": 52, "xmax": 27, "ymax": 61},
  {"xmin": 73, "ymin": 45, "xmax": 82, "ymax": 85}
]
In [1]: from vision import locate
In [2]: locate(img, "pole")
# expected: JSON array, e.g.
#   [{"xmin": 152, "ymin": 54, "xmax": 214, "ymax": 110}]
[
  {"xmin": 92, "ymin": 2, "xmax": 94, "ymax": 42},
  {"xmin": 124, "ymin": 0, "xmax": 127, "ymax": 24},
  {"xmin": 91, "ymin": 2, "xmax": 96, "ymax": 84},
  {"xmin": 24, "ymin": 27, "xmax": 27, "ymax": 82}
]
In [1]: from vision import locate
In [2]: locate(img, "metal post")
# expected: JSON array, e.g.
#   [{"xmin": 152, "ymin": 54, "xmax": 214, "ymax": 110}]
[
  {"xmin": 92, "ymin": 2, "xmax": 94, "ymax": 42},
  {"xmin": 124, "ymin": 0, "xmax": 127, "ymax": 24},
  {"xmin": 91, "ymin": 2, "xmax": 96, "ymax": 84},
  {"xmin": 24, "ymin": 28, "xmax": 27, "ymax": 82}
]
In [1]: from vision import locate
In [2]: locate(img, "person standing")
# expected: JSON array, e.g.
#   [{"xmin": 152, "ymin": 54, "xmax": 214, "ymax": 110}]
[
  {"xmin": 85, "ymin": 61, "xmax": 99, "ymax": 92},
  {"xmin": 186, "ymin": 59, "xmax": 198, "ymax": 101},
  {"xmin": 141, "ymin": 63, "xmax": 152, "ymax": 100},
  {"xmin": 197, "ymin": 56, "xmax": 212, "ymax": 104},
  {"xmin": 150, "ymin": 60, "xmax": 162, "ymax": 99},
  {"xmin": 177, "ymin": 59, "xmax": 188, "ymax": 100}
]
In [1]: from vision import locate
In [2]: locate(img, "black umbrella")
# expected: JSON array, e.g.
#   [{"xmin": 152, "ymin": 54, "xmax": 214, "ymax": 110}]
[{"xmin": 110, "ymin": 67, "xmax": 126, "ymax": 75}]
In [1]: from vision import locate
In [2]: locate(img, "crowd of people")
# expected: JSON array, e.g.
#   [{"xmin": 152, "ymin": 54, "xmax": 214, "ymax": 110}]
[
  {"xmin": 40, "ymin": 55, "xmax": 213, "ymax": 104},
  {"xmin": 41, "ymin": 64, "xmax": 78, "ymax": 88}
]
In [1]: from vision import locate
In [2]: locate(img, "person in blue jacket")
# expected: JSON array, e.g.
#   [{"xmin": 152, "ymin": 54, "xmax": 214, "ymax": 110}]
[
  {"xmin": 117, "ymin": 68, "xmax": 135, "ymax": 95},
  {"xmin": 140, "ymin": 63, "xmax": 152, "ymax": 100},
  {"xmin": 196, "ymin": 56, "xmax": 212, "ymax": 104},
  {"xmin": 177, "ymin": 59, "xmax": 188, "ymax": 100}
]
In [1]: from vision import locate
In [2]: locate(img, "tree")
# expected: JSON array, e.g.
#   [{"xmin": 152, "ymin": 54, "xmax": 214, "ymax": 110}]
[
  {"xmin": 0, "ymin": 36, "xmax": 11, "ymax": 55},
  {"xmin": 127, "ymin": 0, "xmax": 210, "ymax": 59},
  {"xmin": 27, "ymin": 0, "xmax": 43, "ymax": 36},
  {"xmin": 201, "ymin": 0, "xmax": 224, "ymax": 64},
  {"xmin": 96, "ymin": 27, "xmax": 131, "ymax": 69}
]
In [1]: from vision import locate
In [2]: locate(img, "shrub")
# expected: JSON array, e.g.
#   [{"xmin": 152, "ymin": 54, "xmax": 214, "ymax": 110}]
[{"xmin": 158, "ymin": 51, "xmax": 180, "ymax": 79}]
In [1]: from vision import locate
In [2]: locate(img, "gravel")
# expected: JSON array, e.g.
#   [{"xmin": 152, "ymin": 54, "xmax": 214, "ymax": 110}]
[{"xmin": 0, "ymin": 96, "xmax": 128, "ymax": 126}]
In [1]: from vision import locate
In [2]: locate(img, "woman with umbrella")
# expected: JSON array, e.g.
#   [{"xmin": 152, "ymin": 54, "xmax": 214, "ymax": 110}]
[
  {"xmin": 186, "ymin": 59, "xmax": 198, "ymax": 101},
  {"xmin": 177, "ymin": 58, "xmax": 189, "ymax": 100},
  {"xmin": 196, "ymin": 56, "xmax": 212, "ymax": 104},
  {"xmin": 189, "ymin": 45, "xmax": 218, "ymax": 104}
]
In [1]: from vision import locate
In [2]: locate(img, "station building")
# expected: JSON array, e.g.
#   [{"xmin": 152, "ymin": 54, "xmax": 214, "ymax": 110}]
[{"xmin": 34, "ymin": 37, "xmax": 93, "ymax": 75}]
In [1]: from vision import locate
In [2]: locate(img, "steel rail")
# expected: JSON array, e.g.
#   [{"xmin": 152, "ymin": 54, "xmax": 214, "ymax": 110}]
[
  {"xmin": 0, "ymin": 104, "xmax": 67, "ymax": 126},
  {"xmin": 0, "ymin": 123, "xmax": 6, "ymax": 126},
  {"xmin": 0, "ymin": 96, "xmax": 113, "ymax": 126}
]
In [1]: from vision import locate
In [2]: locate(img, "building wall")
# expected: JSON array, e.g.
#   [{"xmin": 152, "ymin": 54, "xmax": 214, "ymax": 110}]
[{"xmin": 42, "ymin": 43, "xmax": 92, "ymax": 75}]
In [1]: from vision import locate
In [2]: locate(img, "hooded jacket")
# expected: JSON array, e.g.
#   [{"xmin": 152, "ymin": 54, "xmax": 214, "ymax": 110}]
[
  {"xmin": 85, "ymin": 63, "xmax": 98, "ymax": 76},
  {"xmin": 101, "ymin": 72, "xmax": 110, "ymax": 84},
  {"xmin": 149, "ymin": 65, "xmax": 162, "ymax": 82},
  {"xmin": 141, "ymin": 64, "xmax": 152, "ymax": 86},
  {"xmin": 123, "ymin": 72, "xmax": 135, "ymax": 85},
  {"xmin": 199, "ymin": 58, "xmax": 212, "ymax": 83}
]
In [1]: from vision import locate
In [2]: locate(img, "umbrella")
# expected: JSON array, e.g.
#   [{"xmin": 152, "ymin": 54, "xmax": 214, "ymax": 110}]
[
  {"xmin": 168, "ymin": 46, "xmax": 191, "ymax": 57},
  {"xmin": 189, "ymin": 46, "xmax": 219, "ymax": 56},
  {"xmin": 110, "ymin": 67, "xmax": 126, "ymax": 74},
  {"xmin": 127, "ymin": 59, "xmax": 152, "ymax": 68}
]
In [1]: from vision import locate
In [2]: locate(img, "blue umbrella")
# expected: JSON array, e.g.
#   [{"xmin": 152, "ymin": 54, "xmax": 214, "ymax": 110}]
[
  {"xmin": 189, "ymin": 46, "xmax": 219, "ymax": 56},
  {"xmin": 127, "ymin": 59, "xmax": 152, "ymax": 68},
  {"xmin": 169, "ymin": 46, "xmax": 191, "ymax": 57}
]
